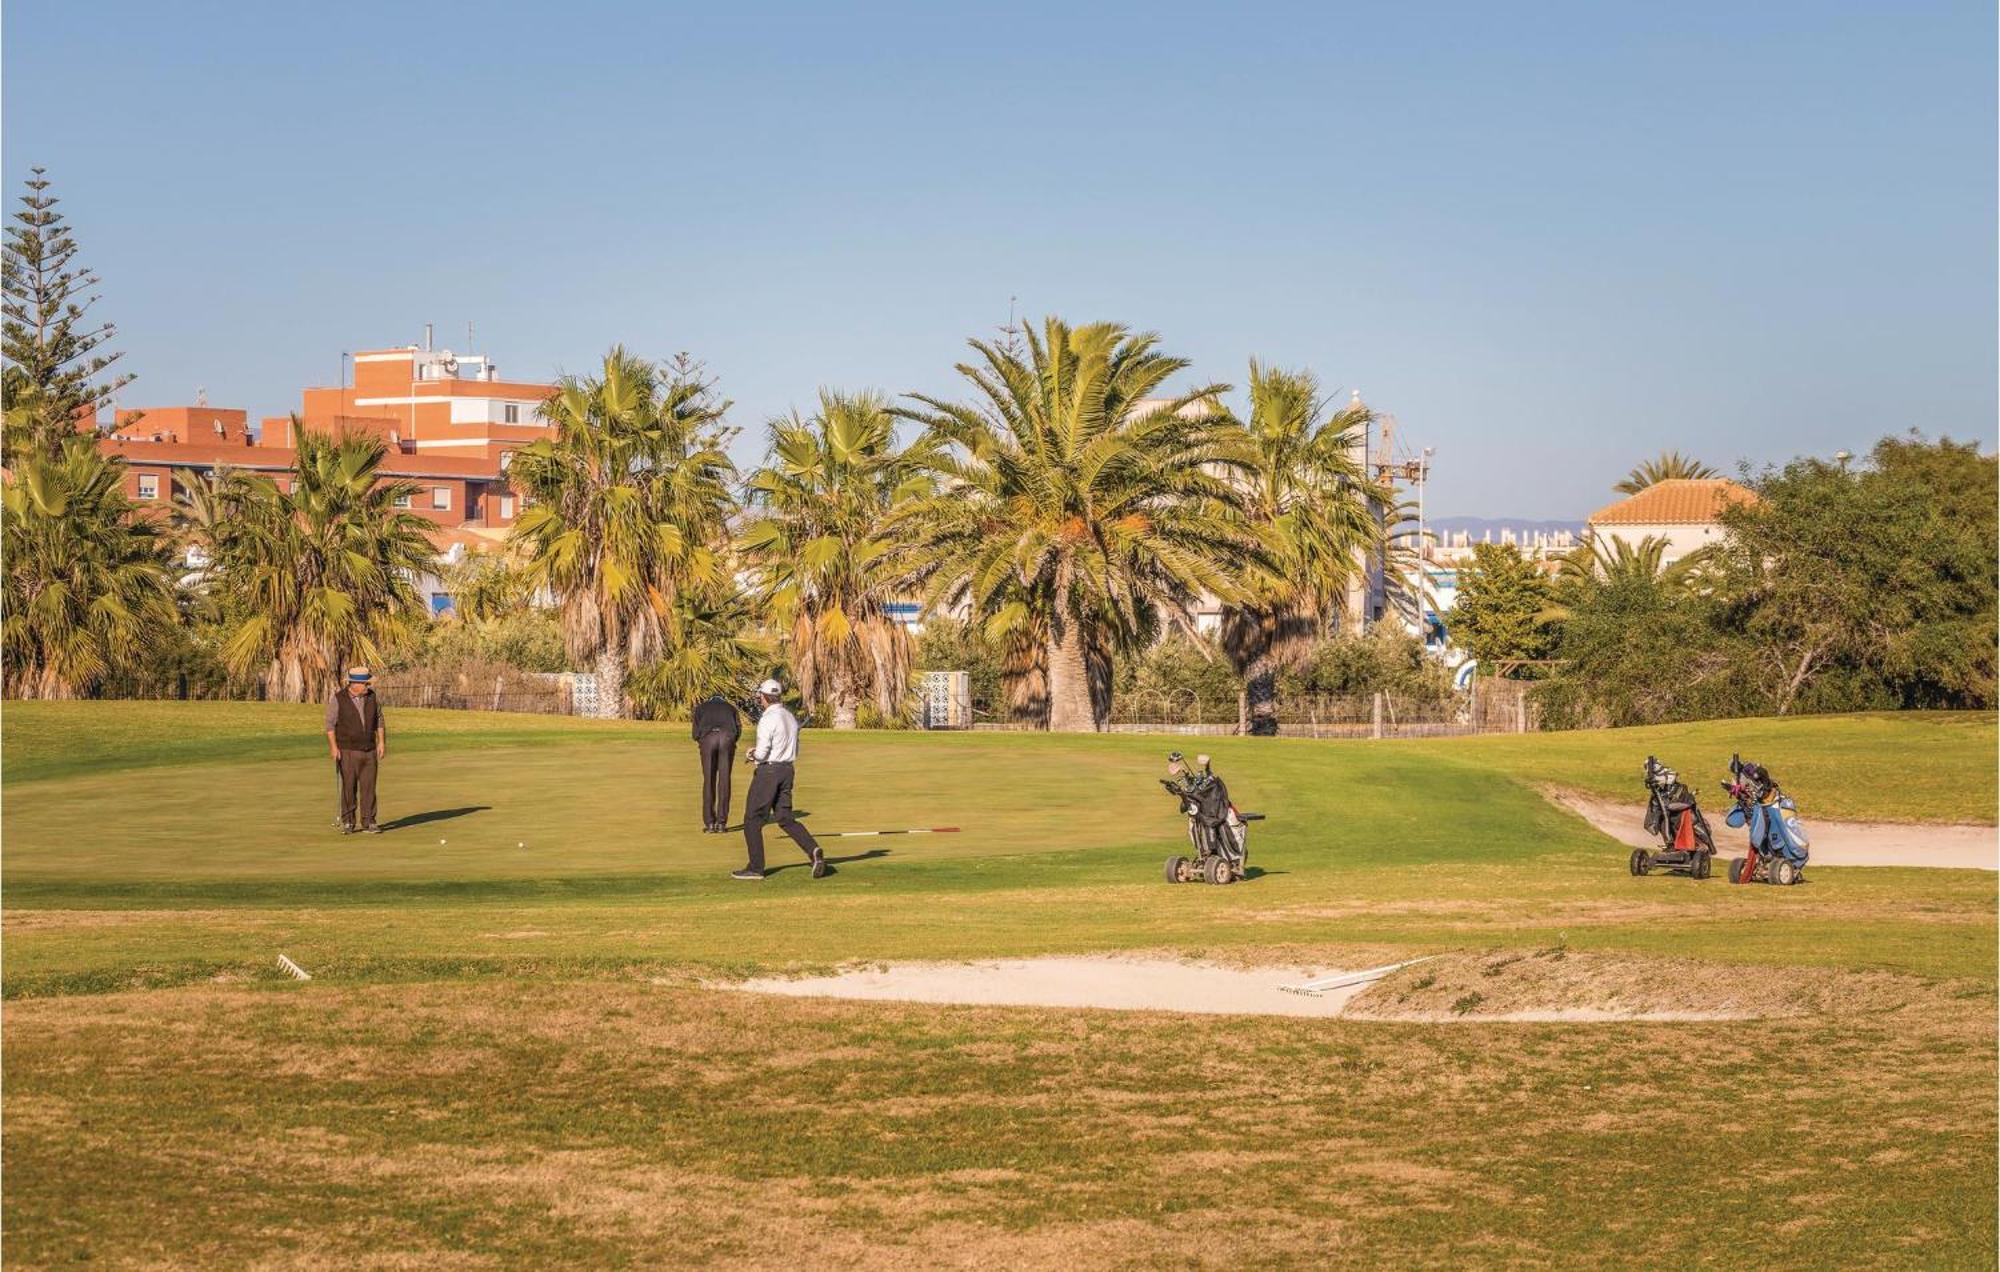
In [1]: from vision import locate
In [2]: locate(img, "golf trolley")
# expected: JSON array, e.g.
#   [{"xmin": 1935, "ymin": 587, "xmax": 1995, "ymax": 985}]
[
  {"xmin": 1630, "ymin": 755, "xmax": 1716, "ymax": 879},
  {"xmin": 1159, "ymin": 752, "xmax": 1263, "ymax": 886},
  {"xmin": 1720, "ymin": 754, "xmax": 1810, "ymax": 886}
]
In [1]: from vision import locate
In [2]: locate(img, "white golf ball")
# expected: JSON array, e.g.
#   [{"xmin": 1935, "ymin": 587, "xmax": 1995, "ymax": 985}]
[
  {"xmin": 439, "ymin": 838, "xmax": 447, "ymax": 845},
  {"xmin": 517, "ymin": 842, "xmax": 525, "ymax": 848}
]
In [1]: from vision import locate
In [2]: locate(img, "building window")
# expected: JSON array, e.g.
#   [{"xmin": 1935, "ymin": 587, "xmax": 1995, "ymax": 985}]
[
  {"xmin": 500, "ymin": 495, "xmax": 515, "ymax": 519},
  {"xmin": 432, "ymin": 486, "xmax": 451, "ymax": 510},
  {"xmin": 393, "ymin": 492, "xmax": 412, "ymax": 509},
  {"xmin": 503, "ymin": 403, "xmax": 520, "ymax": 424},
  {"xmin": 136, "ymin": 474, "xmax": 159, "ymax": 500}
]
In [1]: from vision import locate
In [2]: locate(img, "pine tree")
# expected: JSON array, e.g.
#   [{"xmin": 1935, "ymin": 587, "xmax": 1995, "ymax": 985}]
[{"xmin": 1, "ymin": 168, "xmax": 133, "ymax": 460}]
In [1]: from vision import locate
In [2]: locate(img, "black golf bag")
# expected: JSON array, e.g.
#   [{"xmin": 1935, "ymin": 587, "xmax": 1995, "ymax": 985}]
[{"xmin": 1631, "ymin": 755, "xmax": 1715, "ymax": 878}]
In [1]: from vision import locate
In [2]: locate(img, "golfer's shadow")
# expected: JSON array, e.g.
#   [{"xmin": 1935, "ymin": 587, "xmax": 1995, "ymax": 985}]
[
  {"xmin": 767, "ymin": 848, "xmax": 891, "ymax": 876},
  {"xmin": 1241, "ymin": 866, "xmax": 1285, "ymax": 880},
  {"xmin": 380, "ymin": 806, "xmax": 490, "ymax": 831}
]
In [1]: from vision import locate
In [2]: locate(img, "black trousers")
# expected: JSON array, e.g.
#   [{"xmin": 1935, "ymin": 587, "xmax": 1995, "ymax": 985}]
[
  {"xmin": 742, "ymin": 761, "xmax": 819, "ymax": 872},
  {"xmin": 698, "ymin": 731, "xmax": 734, "ymax": 829}
]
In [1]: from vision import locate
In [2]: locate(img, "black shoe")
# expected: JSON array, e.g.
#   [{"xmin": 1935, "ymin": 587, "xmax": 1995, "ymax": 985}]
[
  {"xmin": 730, "ymin": 868, "xmax": 765, "ymax": 881},
  {"xmin": 810, "ymin": 848, "xmax": 828, "ymax": 879}
]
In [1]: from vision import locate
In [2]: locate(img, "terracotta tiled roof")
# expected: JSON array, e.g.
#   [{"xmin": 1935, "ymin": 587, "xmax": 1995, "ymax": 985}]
[{"xmin": 1588, "ymin": 478, "xmax": 1757, "ymax": 526}]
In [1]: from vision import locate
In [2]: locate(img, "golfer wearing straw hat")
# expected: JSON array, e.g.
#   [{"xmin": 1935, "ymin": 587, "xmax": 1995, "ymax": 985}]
[
  {"xmin": 733, "ymin": 678, "xmax": 826, "ymax": 881},
  {"xmin": 325, "ymin": 666, "xmax": 387, "ymax": 834}
]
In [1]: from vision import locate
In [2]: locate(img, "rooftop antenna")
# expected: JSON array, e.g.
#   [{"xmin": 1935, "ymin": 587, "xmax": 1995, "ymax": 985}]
[
  {"xmin": 195, "ymin": 386, "xmax": 207, "ymax": 407},
  {"xmin": 424, "ymin": 322, "xmax": 434, "ymax": 352},
  {"xmin": 467, "ymin": 320, "xmax": 475, "ymax": 355}
]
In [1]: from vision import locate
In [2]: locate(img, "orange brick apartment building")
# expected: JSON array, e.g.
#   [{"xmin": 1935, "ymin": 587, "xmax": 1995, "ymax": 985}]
[{"xmin": 93, "ymin": 341, "xmax": 554, "ymax": 538}]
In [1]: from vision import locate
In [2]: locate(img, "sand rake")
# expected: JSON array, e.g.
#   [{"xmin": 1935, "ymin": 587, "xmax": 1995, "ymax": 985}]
[
  {"xmin": 276, "ymin": 954, "xmax": 313, "ymax": 982},
  {"xmin": 1279, "ymin": 956, "xmax": 1436, "ymax": 996}
]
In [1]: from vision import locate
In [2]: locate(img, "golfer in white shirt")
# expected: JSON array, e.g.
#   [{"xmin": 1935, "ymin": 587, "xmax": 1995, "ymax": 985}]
[{"xmin": 733, "ymin": 679, "xmax": 827, "ymax": 880}]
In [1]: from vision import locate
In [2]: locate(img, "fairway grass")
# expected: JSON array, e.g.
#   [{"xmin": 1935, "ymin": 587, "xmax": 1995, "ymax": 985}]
[{"xmin": 4, "ymin": 703, "xmax": 1995, "ymax": 1266}]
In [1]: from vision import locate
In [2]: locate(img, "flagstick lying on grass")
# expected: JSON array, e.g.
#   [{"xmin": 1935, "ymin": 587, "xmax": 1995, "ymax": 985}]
[{"xmin": 811, "ymin": 827, "xmax": 961, "ymax": 838}]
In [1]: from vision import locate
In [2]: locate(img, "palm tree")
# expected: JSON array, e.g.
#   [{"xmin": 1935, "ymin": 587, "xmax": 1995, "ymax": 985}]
[
  {"xmin": 890, "ymin": 317, "xmax": 1261, "ymax": 732},
  {"xmin": 3, "ymin": 436, "xmax": 177, "ymax": 698},
  {"xmin": 508, "ymin": 348, "xmax": 735, "ymax": 717},
  {"xmin": 437, "ymin": 550, "xmax": 532, "ymax": 625},
  {"xmin": 626, "ymin": 584, "xmax": 774, "ymax": 718},
  {"xmin": 1540, "ymin": 533, "xmax": 1698, "ymax": 625},
  {"xmin": 741, "ymin": 390, "xmax": 926, "ymax": 728},
  {"xmin": 1219, "ymin": 361, "xmax": 1377, "ymax": 735},
  {"xmin": 1615, "ymin": 451, "xmax": 1719, "ymax": 494},
  {"xmin": 206, "ymin": 427, "xmax": 438, "ymax": 701}
]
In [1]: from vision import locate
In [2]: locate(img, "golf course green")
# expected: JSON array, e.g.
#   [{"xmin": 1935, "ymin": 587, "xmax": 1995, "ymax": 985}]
[{"xmin": 4, "ymin": 703, "xmax": 1994, "ymax": 1266}]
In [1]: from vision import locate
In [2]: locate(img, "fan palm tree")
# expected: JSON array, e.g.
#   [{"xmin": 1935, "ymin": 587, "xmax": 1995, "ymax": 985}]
[
  {"xmin": 890, "ymin": 317, "xmax": 1262, "ymax": 732},
  {"xmin": 1615, "ymin": 451, "xmax": 1719, "ymax": 494},
  {"xmin": 1218, "ymin": 360, "xmax": 1378, "ymax": 735},
  {"xmin": 626, "ymin": 584, "xmax": 774, "ymax": 718},
  {"xmin": 507, "ymin": 348, "xmax": 735, "ymax": 716},
  {"xmin": 3, "ymin": 436, "xmax": 178, "ymax": 698},
  {"xmin": 437, "ymin": 550, "xmax": 533, "ymax": 625},
  {"xmin": 206, "ymin": 426, "xmax": 438, "ymax": 701},
  {"xmin": 741, "ymin": 390, "xmax": 927, "ymax": 728}
]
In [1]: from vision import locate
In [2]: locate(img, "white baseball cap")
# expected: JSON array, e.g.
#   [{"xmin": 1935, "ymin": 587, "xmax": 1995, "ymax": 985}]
[{"xmin": 756, "ymin": 678, "xmax": 783, "ymax": 697}]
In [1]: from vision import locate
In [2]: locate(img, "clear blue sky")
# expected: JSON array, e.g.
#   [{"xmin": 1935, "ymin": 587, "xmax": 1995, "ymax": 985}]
[{"xmin": 5, "ymin": 0, "xmax": 1992, "ymax": 517}]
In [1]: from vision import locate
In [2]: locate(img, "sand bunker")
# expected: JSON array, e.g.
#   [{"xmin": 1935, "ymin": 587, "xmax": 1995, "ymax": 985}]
[
  {"xmin": 738, "ymin": 956, "xmax": 1369, "ymax": 1016},
  {"xmin": 729, "ymin": 953, "xmax": 1773, "ymax": 1021},
  {"xmin": 1551, "ymin": 791, "xmax": 1996, "ymax": 870}
]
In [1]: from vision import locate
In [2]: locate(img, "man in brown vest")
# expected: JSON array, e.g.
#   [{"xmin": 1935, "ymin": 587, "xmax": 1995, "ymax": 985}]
[{"xmin": 325, "ymin": 666, "xmax": 387, "ymax": 833}]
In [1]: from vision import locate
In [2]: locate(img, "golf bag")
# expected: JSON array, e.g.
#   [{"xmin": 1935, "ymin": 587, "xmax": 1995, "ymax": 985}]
[
  {"xmin": 1720, "ymin": 754, "xmax": 1810, "ymax": 885},
  {"xmin": 1159, "ymin": 752, "xmax": 1260, "ymax": 885},
  {"xmin": 1630, "ymin": 755, "xmax": 1715, "ymax": 878}
]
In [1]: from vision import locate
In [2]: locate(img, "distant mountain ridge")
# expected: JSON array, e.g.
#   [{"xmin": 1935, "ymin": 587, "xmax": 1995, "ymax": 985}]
[{"xmin": 1426, "ymin": 516, "xmax": 1586, "ymax": 537}]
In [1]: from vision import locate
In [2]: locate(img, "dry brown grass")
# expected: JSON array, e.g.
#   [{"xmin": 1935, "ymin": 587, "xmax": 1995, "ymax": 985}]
[{"xmin": 6, "ymin": 969, "xmax": 1993, "ymax": 1268}]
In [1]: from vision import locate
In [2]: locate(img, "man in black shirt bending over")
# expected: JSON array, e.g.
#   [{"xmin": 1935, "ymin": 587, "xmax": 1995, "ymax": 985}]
[{"xmin": 691, "ymin": 693, "xmax": 742, "ymax": 832}]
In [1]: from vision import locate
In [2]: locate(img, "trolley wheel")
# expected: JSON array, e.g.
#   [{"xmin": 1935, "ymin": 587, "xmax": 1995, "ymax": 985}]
[
  {"xmin": 1693, "ymin": 850, "xmax": 1712, "ymax": 880},
  {"xmin": 1728, "ymin": 857, "xmax": 1746, "ymax": 884},
  {"xmin": 1203, "ymin": 856, "xmax": 1233, "ymax": 886},
  {"xmin": 1165, "ymin": 855, "xmax": 1189, "ymax": 884},
  {"xmin": 1629, "ymin": 848, "xmax": 1650, "ymax": 876},
  {"xmin": 1771, "ymin": 859, "xmax": 1797, "ymax": 887}
]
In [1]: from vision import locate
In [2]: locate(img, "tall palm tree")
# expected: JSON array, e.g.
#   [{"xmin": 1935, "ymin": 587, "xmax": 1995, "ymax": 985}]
[
  {"xmin": 1219, "ymin": 360, "xmax": 1378, "ymax": 735},
  {"xmin": 741, "ymin": 390, "xmax": 927, "ymax": 728},
  {"xmin": 3, "ymin": 436, "xmax": 177, "ymax": 698},
  {"xmin": 206, "ymin": 427, "xmax": 438, "ymax": 701},
  {"xmin": 890, "ymin": 317, "xmax": 1262, "ymax": 732},
  {"xmin": 508, "ymin": 348, "xmax": 735, "ymax": 717},
  {"xmin": 1615, "ymin": 451, "xmax": 1719, "ymax": 494}
]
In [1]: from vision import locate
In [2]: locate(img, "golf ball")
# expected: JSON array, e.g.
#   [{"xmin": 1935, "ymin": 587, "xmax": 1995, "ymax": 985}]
[{"xmin": 439, "ymin": 838, "xmax": 447, "ymax": 845}]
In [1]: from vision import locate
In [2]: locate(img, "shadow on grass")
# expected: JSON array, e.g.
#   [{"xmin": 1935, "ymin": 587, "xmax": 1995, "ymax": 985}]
[
  {"xmin": 766, "ymin": 847, "xmax": 892, "ymax": 876},
  {"xmin": 379, "ymin": 806, "xmax": 491, "ymax": 831}
]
